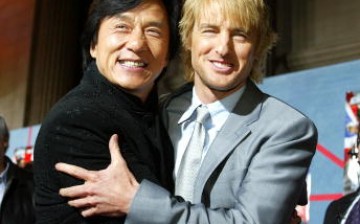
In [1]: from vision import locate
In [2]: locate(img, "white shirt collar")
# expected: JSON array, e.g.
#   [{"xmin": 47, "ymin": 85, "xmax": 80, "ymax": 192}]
[
  {"xmin": 0, "ymin": 160, "xmax": 9, "ymax": 184},
  {"xmin": 178, "ymin": 85, "xmax": 246, "ymax": 126}
]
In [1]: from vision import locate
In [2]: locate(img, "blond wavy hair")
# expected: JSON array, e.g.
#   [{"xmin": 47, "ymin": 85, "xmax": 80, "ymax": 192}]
[{"xmin": 179, "ymin": 0, "xmax": 277, "ymax": 83}]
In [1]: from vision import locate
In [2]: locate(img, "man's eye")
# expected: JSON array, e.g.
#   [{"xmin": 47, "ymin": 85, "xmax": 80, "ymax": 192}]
[
  {"xmin": 146, "ymin": 28, "xmax": 162, "ymax": 37},
  {"xmin": 115, "ymin": 24, "xmax": 130, "ymax": 31},
  {"xmin": 233, "ymin": 32, "xmax": 247, "ymax": 42},
  {"xmin": 202, "ymin": 29, "xmax": 216, "ymax": 33}
]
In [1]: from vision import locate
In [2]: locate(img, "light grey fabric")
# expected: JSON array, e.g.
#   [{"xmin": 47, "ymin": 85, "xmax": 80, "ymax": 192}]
[
  {"xmin": 126, "ymin": 81, "xmax": 317, "ymax": 224},
  {"xmin": 175, "ymin": 105, "xmax": 209, "ymax": 202}
]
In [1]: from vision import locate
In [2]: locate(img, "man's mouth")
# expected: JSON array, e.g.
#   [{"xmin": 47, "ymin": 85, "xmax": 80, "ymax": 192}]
[
  {"xmin": 212, "ymin": 61, "xmax": 233, "ymax": 69},
  {"xmin": 119, "ymin": 60, "xmax": 147, "ymax": 68}
]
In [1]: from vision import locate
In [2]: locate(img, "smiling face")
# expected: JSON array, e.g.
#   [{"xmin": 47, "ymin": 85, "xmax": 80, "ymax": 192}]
[
  {"xmin": 90, "ymin": 0, "xmax": 170, "ymax": 101},
  {"xmin": 188, "ymin": 3, "xmax": 257, "ymax": 103}
]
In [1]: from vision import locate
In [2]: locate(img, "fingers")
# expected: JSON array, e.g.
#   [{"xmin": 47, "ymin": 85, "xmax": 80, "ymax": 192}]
[
  {"xmin": 108, "ymin": 134, "xmax": 135, "ymax": 182},
  {"xmin": 109, "ymin": 134, "xmax": 125, "ymax": 166},
  {"xmin": 59, "ymin": 184, "xmax": 90, "ymax": 198},
  {"xmin": 55, "ymin": 162, "xmax": 95, "ymax": 181},
  {"xmin": 68, "ymin": 196, "xmax": 93, "ymax": 209},
  {"xmin": 81, "ymin": 206, "xmax": 97, "ymax": 217},
  {"xmin": 80, "ymin": 205, "xmax": 125, "ymax": 218},
  {"xmin": 68, "ymin": 198, "xmax": 108, "ymax": 217}
]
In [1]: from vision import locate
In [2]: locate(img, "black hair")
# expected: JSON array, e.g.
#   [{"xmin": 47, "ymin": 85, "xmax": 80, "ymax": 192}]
[
  {"xmin": 81, "ymin": 0, "xmax": 180, "ymax": 70},
  {"xmin": 0, "ymin": 115, "xmax": 9, "ymax": 151}
]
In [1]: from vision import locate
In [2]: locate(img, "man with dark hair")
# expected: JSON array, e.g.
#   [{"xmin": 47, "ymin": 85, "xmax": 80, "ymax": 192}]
[
  {"xmin": 33, "ymin": 0, "xmax": 180, "ymax": 223},
  {"xmin": 0, "ymin": 115, "xmax": 35, "ymax": 224}
]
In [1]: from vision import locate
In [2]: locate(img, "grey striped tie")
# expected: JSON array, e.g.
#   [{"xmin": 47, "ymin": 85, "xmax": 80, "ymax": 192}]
[{"xmin": 176, "ymin": 105, "xmax": 209, "ymax": 202}]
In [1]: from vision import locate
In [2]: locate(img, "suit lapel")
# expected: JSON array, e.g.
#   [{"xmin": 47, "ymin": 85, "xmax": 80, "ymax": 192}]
[
  {"xmin": 194, "ymin": 81, "xmax": 266, "ymax": 201},
  {"xmin": 163, "ymin": 85, "xmax": 193, "ymax": 154}
]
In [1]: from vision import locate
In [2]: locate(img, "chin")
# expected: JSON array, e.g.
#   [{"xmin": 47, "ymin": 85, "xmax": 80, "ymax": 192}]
[{"xmin": 207, "ymin": 82, "xmax": 243, "ymax": 93}]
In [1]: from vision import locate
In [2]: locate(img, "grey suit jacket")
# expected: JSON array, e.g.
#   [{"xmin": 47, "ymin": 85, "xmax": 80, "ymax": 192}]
[{"xmin": 126, "ymin": 81, "xmax": 317, "ymax": 224}]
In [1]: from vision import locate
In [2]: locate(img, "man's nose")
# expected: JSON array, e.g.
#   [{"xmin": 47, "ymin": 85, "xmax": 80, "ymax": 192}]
[
  {"xmin": 127, "ymin": 29, "xmax": 147, "ymax": 52},
  {"xmin": 215, "ymin": 33, "xmax": 231, "ymax": 56}
]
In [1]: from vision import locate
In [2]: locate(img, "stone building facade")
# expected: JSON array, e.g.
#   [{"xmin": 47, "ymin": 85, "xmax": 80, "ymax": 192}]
[{"xmin": 0, "ymin": 0, "xmax": 359, "ymax": 129}]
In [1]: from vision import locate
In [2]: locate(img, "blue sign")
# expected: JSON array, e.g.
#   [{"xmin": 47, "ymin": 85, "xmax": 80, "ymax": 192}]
[{"xmin": 259, "ymin": 59, "xmax": 360, "ymax": 224}]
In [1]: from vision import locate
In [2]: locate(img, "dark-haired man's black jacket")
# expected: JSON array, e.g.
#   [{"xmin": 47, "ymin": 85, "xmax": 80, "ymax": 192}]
[{"xmin": 34, "ymin": 62, "xmax": 174, "ymax": 224}]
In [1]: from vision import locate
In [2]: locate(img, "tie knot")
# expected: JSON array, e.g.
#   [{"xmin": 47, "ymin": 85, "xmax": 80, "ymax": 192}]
[{"xmin": 196, "ymin": 106, "xmax": 209, "ymax": 124}]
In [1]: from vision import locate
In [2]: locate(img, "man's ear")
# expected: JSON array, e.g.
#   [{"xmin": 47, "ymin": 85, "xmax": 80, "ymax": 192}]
[
  {"xmin": 3, "ymin": 141, "xmax": 8, "ymax": 152},
  {"xmin": 90, "ymin": 43, "xmax": 97, "ymax": 59},
  {"xmin": 163, "ymin": 53, "xmax": 169, "ymax": 68},
  {"xmin": 184, "ymin": 38, "xmax": 192, "ymax": 51}
]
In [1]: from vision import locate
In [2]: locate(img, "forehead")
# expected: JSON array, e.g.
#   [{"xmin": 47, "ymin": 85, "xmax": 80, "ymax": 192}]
[
  {"xmin": 194, "ymin": 0, "xmax": 256, "ymax": 31},
  {"xmin": 132, "ymin": 0, "xmax": 167, "ymax": 14},
  {"xmin": 112, "ymin": 0, "xmax": 168, "ymax": 21}
]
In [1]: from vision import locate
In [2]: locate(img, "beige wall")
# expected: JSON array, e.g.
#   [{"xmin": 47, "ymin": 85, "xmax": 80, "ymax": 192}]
[
  {"xmin": 0, "ymin": 0, "xmax": 85, "ymax": 129},
  {"xmin": 0, "ymin": 0, "xmax": 36, "ymax": 129},
  {"xmin": 288, "ymin": 0, "xmax": 360, "ymax": 70},
  {"xmin": 25, "ymin": 0, "xmax": 84, "ymax": 126},
  {"xmin": 0, "ymin": 0, "xmax": 359, "ymax": 129}
]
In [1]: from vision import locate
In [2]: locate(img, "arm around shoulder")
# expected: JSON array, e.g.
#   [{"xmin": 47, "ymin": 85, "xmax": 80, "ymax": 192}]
[{"xmin": 126, "ymin": 115, "xmax": 317, "ymax": 224}]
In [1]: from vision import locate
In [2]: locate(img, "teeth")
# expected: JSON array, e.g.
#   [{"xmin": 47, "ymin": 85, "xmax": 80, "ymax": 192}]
[
  {"xmin": 121, "ymin": 61, "xmax": 146, "ymax": 67},
  {"xmin": 213, "ymin": 61, "xmax": 232, "ymax": 68}
]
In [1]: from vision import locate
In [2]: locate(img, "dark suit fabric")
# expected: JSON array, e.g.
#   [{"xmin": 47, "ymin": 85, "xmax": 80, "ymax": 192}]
[
  {"xmin": 0, "ymin": 157, "xmax": 35, "ymax": 224},
  {"xmin": 34, "ymin": 62, "xmax": 174, "ymax": 224},
  {"xmin": 324, "ymin": 189, "xmax": 360, "ymax": 224}
]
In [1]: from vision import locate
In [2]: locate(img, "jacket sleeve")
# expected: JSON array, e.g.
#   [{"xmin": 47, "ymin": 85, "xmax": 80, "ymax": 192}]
[
  {"xmin": 34, "ymin": 106, "xmax": 126, "ymax": 224},
  {"xmin": 125, "ymin": 115, "xmax": 318, "ymax": 224}
]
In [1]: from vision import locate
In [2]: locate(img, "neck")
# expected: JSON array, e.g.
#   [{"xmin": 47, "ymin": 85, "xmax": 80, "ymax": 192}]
[
  {"xmin": 120, "ymin": 84, "xmax": 154, "ymax": 104},
  {"xmin": 194, "ymin": 87, "xmax": 221, "ymax": 104}
]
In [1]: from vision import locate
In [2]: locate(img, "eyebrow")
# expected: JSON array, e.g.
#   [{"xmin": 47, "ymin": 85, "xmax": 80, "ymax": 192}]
[
  {"xmin": 114, "ymin": 14, "xmax": 165, "ymax": 28},
  {"xmin": 199, "ymin": 23, "xmax": 217, "ymax": 29},
  {"xmin": 199, "ymin": 23, "xmax": 247, "ymax": 33}
]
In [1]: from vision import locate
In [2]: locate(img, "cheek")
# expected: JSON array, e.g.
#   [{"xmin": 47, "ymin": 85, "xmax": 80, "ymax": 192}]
[
  {"xmin": 159, "ymin": 48, "xmax": 169, "ymax": 67},
  {"xmin": 190, "ymin": 45, "xmax": 207, "ymax": 69},
  {"xmin": 151, "ymin": 45, "xmax": 169, "ymax": 67},
  {"xmin": 236, "ymin": 45, "xmax": 255, "ymax": 63},
  {"xmin": 192, "ymin": 38, "xmax": 212, "ymax": 55},
  {"xmin": 106, "ymin": 36, "xmax": 122, "ymax": 50},
  {"xmin": 149, "ymin": 35, "xmax": 166, "ymax": 54}
]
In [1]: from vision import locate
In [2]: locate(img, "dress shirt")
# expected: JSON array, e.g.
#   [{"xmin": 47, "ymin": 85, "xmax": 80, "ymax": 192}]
[
  {"xmin": 341, "ymin": 194, "xmax": 360, "ymax": 224},
  {"xmin": 0, "ymin": 161, "xmax": 9, "ymax": 206},
  {"xmin": 174, "ymin": 86, "xmax": 246, "ymax": 177}
]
